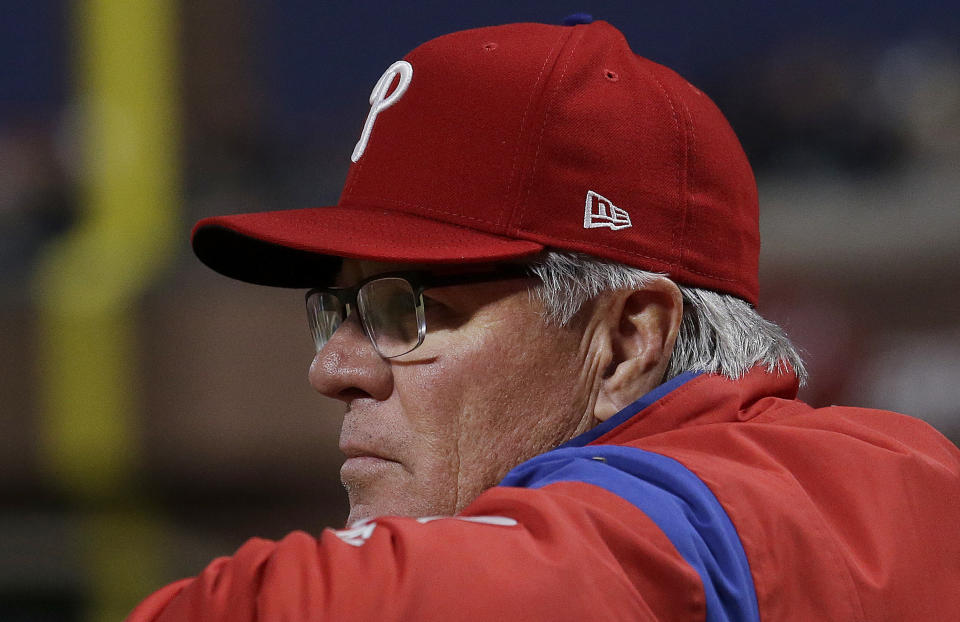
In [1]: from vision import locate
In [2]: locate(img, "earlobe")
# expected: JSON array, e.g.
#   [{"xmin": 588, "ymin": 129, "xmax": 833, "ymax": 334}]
[
  {"xmin": 592, "ymin": 280, "xmax": 683, "ymax": 422},
  {"xmin": 594, "ymin": 356, "xmax": 648, "ymax": 421}
]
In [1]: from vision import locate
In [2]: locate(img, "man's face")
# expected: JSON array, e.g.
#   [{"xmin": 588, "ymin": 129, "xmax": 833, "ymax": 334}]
[{"xmin": 309, "ymin": 260, "xmax": 600, "ymax": 525}]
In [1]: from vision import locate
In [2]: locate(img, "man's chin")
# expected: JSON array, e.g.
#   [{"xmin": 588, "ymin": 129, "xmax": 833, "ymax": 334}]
[
  {"xmin": 344, "ymin": 503, "xmax": 380, "ymax": 527},
  {"xmin": 341, "ymin": 465, "xmax": 459, "ymax": 525},
  {"xmin": 344, "ymin": 493, "xmax": 455, "ymax": 527},
  {"xmin": 344, "ymin": 497, "xmax": 418, "ymax": 526},
  {"xmin": 343, "ymin": 486, "xmax": 411, "ymax": 525},
  {"xmin": 341, "ymin": 460, "xmax": 404, "ymax": 525}
]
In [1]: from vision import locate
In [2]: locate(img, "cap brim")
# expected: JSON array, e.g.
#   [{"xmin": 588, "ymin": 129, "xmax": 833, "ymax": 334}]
[{"xmin": 191, "ymin": 205, "xmax": 546, "ymax": 287}]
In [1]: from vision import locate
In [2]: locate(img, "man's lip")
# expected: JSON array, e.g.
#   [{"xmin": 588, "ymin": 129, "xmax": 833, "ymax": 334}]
[{"xmin": 339, "ymin": 445, "xmax": 396, "ymax": 461}]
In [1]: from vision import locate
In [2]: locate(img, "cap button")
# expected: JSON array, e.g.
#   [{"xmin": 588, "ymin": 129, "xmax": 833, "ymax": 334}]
[{"xmin": 561, "ymin": 13, "xmax": 594, "ymax": 26}]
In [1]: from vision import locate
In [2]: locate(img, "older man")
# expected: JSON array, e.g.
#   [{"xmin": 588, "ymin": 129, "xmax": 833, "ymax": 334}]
[{"xmin": 129, "ymin": 17, "xmax": 960, "ymax": 622}]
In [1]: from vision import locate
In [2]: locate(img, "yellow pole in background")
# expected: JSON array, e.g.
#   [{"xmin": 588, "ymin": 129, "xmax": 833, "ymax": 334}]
[{"xmin": 33, "ymin": 1, "xmax": 181, "ymax": 619}]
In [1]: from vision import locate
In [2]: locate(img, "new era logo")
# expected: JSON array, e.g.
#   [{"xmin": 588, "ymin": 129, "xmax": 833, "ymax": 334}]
[{"xmin": 583, "ymin": 190, "xmax": 632, "ymax": 231}]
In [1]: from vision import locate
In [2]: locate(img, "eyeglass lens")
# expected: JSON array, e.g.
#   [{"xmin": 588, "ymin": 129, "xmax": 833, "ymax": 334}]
[
  {"xmin": 357, "ymin": 278, "xmax": 422, "ymax": 357},
  {"xmin": 307, "ymin": 292, "xmax": 345, "ymax": 352},
  {"xmin": 307, "ymin": 278, "xmax": 423, "ymax": 358}
]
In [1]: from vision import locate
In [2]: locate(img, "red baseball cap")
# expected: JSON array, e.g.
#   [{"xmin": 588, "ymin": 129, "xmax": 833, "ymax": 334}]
[{"xmin": 192, "ymin": 18, "xmax": 760, "ymax": 304}]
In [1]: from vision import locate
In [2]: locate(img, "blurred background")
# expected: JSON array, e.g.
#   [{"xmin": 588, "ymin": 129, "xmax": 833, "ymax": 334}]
[{"xmin": 1, "ymin": 1, "xmax": 958, "ymax": 619}]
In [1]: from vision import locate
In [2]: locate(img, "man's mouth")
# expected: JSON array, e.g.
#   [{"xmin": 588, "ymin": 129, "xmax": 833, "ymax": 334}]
[
  {"xmin": 339, "ymin": 425, "xmax": 408, "ymax": 481},
  {"xmin": 339, "ymin": 442, "xmax": 395, "ymax": 461},
  {"xmin": 340, "ymin": 452, "xmax": 403, "ymax": 488}
]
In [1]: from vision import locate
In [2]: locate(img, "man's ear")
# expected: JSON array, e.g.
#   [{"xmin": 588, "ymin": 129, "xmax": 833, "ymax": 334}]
[{"xmin": 593, "ymin": 278, "xmax": 683, "ymax": 422}]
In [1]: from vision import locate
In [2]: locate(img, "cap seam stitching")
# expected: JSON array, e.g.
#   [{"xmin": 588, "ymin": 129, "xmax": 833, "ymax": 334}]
[
  {"xmin": 501, "ymin": 31, "xmax": 566, "ymax": 228},
  {"xmin": 677, "ymin": 93, "xmax": 698, "ymax": 270},
  {"xmin": 343, "ymin": 160, "xmax": 362, "ymax": 198},
  {"xmin": 635, "ymin": 65, "xmax": 683, "ymax": 272},
  {"xmin": 515, "ymin": 26, "xmax": 584, "ymax": 232}
]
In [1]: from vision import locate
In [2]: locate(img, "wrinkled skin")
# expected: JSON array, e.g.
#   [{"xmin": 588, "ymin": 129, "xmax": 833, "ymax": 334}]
[{"xmin": 309, "ymin": 260, "xmax": 680, "ymax": 525}]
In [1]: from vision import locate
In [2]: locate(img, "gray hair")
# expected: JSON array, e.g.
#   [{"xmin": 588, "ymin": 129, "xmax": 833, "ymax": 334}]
[{"xmin": 525, "ymin": 251, "xmax": 807, "ymax": 384}]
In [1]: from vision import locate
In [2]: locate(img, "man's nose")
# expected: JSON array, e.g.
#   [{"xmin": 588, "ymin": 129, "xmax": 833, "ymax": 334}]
[{"xmin": 308, "ymin": 313, "xmax": 393, "ymax": 403}]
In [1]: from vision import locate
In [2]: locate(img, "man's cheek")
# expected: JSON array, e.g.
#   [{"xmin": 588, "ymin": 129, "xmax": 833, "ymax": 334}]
[{"xmin": 403, "ymin": 356, "xmax": 468, "ymax": 432}]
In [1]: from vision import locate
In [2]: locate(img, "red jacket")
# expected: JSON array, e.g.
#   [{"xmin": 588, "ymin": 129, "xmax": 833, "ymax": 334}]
[{"xmin": 128, "ymin": 367, "xmax": 960, "ymax": 621}]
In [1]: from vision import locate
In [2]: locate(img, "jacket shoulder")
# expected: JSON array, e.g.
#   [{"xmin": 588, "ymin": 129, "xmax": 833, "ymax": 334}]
[{"xmin": 634, "ymin": 403, "xmax": 960, "ymax": 622}]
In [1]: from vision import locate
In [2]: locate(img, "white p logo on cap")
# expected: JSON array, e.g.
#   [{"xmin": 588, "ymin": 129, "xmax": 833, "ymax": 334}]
[{"xmin": 351, "ymin": 60, "xmax": 413, "ymax": 162}]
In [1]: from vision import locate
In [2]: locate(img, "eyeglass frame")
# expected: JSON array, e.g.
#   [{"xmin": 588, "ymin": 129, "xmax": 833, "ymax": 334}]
[{"xmin": 305, "ymin": 264, "xmax": 533, "ymax": 359}]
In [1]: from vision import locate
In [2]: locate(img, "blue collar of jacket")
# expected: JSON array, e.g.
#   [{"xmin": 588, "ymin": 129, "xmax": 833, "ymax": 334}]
[
  {"xmin": 562, "ymin": 371, "xmax": 703, "ymax": 448},
  {"xmin": 561, "ymin": 366, "xmax": 802, "ymax": 448}
]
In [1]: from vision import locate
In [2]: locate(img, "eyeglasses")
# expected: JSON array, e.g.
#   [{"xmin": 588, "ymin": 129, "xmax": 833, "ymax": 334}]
[{"xmin": 305, "ymin": 266, "xmax": 530, "ymax": 358}]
